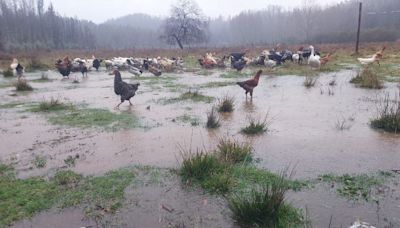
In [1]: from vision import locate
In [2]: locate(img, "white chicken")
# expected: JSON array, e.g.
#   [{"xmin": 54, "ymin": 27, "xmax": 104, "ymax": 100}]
[
  {"xmin": 348, "ymin": 219, "xmax": 376, "ymax": 228},
  {"xmin": 358, "ymin": 46, "xmax": 385, "ymax": 66},
  {"xmin": 308, "ymin": 45, "xmax": 321, "ymax": 69}
]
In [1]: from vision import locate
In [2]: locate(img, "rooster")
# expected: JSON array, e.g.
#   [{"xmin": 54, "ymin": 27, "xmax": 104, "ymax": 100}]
[
  {"xmin": 55, "ymin": 56, "xmax": 72, "ymax": 78},
  {"xmin": 232, "ymin": 59, "xmax": 247, "ymax": 71},
  {"xmin": 10, "ymin": 58, "xmax": 24, "ymax": 79},
  {"xmin": 320, "ymin": 53, "xmax": 332, "ymax": 65},
  {"xmin": 236, "ymin": 70, "xmax": 262, "ymax": 98},
  {"xmin": 113, "ymin": 70, "xmax": 140, "ymax": 108}
]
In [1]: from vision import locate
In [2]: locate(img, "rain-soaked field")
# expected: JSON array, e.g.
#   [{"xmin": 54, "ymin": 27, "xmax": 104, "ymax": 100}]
[{"xmin": 1, "ymin": 64, "xmax": 400, "ymax": 227}]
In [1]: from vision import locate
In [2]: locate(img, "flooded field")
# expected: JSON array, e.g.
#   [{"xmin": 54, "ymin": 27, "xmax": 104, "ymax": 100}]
[{"xmin": 1, "ymin": 67, "xmax": 400, "ymax": 227}]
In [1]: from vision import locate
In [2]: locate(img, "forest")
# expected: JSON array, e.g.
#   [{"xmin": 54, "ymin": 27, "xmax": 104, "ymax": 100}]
[{"xmin": 0, "ymin": 0, "xmax": 399, "ymax": 51}]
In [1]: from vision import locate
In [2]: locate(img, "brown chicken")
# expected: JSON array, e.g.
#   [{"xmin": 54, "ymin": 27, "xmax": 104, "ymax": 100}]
[
  {"xmin": 236, "ymin": 70, "xmax": 262, "ymax": 98},
  {"xmin": 320, "ymin": 53, "xmax": 332, "ymax": 65}
]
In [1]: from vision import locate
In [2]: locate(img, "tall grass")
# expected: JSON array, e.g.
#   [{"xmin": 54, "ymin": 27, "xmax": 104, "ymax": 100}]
[
  {"xmin": 216, "ymin": 138, "xmax": 253, "ymax": 164},
  {"xmin": 206, "ymin": 107, "xmax": 220, "ymax": 129},
  {"xmin": 13, "ymin": 79, "xmax": 33, "ymax": 91},
  {"xmin": 350, "ymin": 67, "xmax": 383, "ymax": 89},
  {"xmin": 371, "ymin": 93, "xmax": 400, "ymax": 133},
  {"xmin": 2, "ymin": 69, "xmax": 13, "ymax": 77},
  {"xmin": 303, "ymin": 76, "xmax": 317, "ymax": 88},
  {"xmin": 229, "ymin": 171, "xmax": 304, "ymax": 227},
  {"xmin": 241, "ymin": 116, "xmax": 269, "ymax": 135},
  {"xmin": 217, "ymin": 95, "xmax": 235, "ymax": 113}
]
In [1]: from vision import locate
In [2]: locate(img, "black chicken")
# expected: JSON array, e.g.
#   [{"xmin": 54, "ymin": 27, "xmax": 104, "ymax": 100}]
[
  {"xmin": 55, "ymin": 56, "xmax": 72, "ymax": 78},
  {"xmin": 113, "ymin": 70, "xmax": 140, "ymax": 108},
  {"xmin": 93, "ymin": 59, "xmax": 102, "ymax": 71},
  {"xmin": 232, "ymin": 59, "xmax": 247, "ymax": 71}
]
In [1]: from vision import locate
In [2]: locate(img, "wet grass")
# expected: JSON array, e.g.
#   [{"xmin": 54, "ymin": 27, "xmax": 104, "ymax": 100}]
[
  {"xmin": 217, "ymin": 95, "xmax": 235, "ymax": 113},
  {"xmin": 0, "ymin": 163, "xmax": 135, "ymax": 227},
  {"xmin": 175, "ymin": 114, "xmax": 200, "ymax": 126},
  {"xmin": 2, "ymin": 69, "xmax": 14, "ymax": 77},
  {"xmin": 196, "ymin": 81, "xmax": 234, "ymax": 89},
  {"xmin": 216, "ymin": 138, "xmax": 252, "ymax": 165},
  {"xmin": 0, "ymin": 102, "xmax": 26, "ymax": 109},
  {"xmin": 206, "ymin": 107, "xmax": 220, "ymax": 129},
  {"xmin": 220, "ymin": 70, "xmax": 252, "ymax": 78},
  {"xmin": 178, "ymin": 141, "xmax": 309, "ymax": 226},
  {"xmin": 350, "ymin": 67, "xmax": 383, "ymax": 89},
  {"xmin": 158, "ymin": 90, "xmax": 214, "ymax": 104},
  {"xmin": 0, "ymin": 82, "xmax": 12, "ymax": 88},
  {"xmin": 303, "ymin": 76, "xmax": 318, "ymax": 88},
  {"xmin": 13, "ymin": 79, "xmax": 33, "ymax": 91},
  {"xmin": 48, "ymin": 108, "xmax": 142, "ymax": 131},
  {"xmin": 33, "ymin": 155, "xmax": 47, "ymax": 168},
  {"xmin": 32, "ymin": 72, "xmax": 52, "ymax": 82},
  {"xmin": 371, "ymin": 94, "xmax": 400, "ymax": 133},
  {"xmin": 318, "ymin": 171, "xmax": 394, "ymax": 201},
  {"xmin": 229, "ymin": 173, "xmax": 305, "ymax": 228},
  {"xmin": 29, "ymin": 97, "xmax": 73, "ymax": 112},
  {"xmin": 241, "ymin": 116, "xmax": 268, "ymax": 135}
]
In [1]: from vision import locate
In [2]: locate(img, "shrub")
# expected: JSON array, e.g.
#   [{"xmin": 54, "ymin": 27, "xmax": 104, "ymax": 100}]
[
  {"xmin": 216, "ymin": 138, "xmax": 253, "ymax": 164},
  {"xmin": 206, "ymin": 107, "xmax": 220, "ymax": 129},
  {"xmin": 241, "ymin": 116, "xmax": 268, "ymax": 135},
  {"xmin": 217, "ymin": 95, "xmax": 235, "ymax": 113},
  {"xmin": 371, "ymin": 93, "xmax": 400, "ymax": 133}
]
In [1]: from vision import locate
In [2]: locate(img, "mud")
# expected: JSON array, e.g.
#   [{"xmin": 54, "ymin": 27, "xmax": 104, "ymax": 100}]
[{"xmin": 1, "ymin": 68, "xmax": 400, "ymax": 227}]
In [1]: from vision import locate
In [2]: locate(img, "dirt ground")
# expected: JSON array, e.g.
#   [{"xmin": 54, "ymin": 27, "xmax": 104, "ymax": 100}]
[{"xmin": 1, "ymin": 64, "xmax": 400, "ymax": 227}]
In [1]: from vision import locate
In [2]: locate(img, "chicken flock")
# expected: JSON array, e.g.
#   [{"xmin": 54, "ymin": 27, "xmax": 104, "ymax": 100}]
[{"xmin": 7, "ymin": 45, "xmax": 387, "ymax": 107}]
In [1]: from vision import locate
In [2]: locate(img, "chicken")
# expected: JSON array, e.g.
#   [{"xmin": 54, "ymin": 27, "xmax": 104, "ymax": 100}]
[
  {"xmin": 148, "ymin": 65, "xmax": 162, "ymax": 76},
  {"xmin": 10, "ymin": 58, "xmax": 24, "ymax": 79},
  {"xmin": 232, "ymin": 59, "xmax": 247, "ymax": 71},
  {"xmin": 55, "ymin": 56, "xmax": 72, "ymax": 78},
  {"xmin": 358, "ymin": 46, "xmax": 385, "ymax": 66},
  {"xmin": 92, "ymin": 56, "xmax": 102, "ymax": 71},
  {"xmin": 113, "ymin": 70, "xmax": 140, "ymax": 108},
  {"xmin": 236, "ymin": 70, "xmax": 262, "ymax": 98},
  {"xmin": 320, "ymin": 53, "xmax": 332, "ymax": 65}
]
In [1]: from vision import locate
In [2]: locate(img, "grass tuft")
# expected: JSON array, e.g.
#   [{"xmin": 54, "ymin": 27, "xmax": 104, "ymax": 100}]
[
  {"xmin": 241, "ymin": 116, "xmax": 268, "ymax": 135},
  {"xmin": 159, "ymin": 90, "xmax": 214, "ymax": 104},
  {"xmin": 206, "ymin": 107, "xmax": 220, "ymax": 129},
  {"xmin": 2, "ymin": 69, "xmax": 14, "ymax": 77},
  {"xmin": 371, "ymin": 93, "xmax": 400, "ymax": 133},
  {"xmin": 229, "ymin": 172, "xmax": 304, "ymax": 228},
  {"xmin": 13, "ymin": 79, "xmax": 33, "ymax": 91},
  {"xmin": 217, "ymin": 95, "xmax": 235, "ymax": 113},
  {"xmin": 303, "ymin": 75, "xmax": 318, "ymax": 88},
  {"xmin": 216, "ymin": 137, "xmax": 253, "ymax": 164},
  {"xmin": 33, "ymin": 155, "xmax": 47, "ymax": 168},
  {"xmin": 350, "ymin": 67, "xmax": 383, "ymax": 89},
  {"xmin": 30, "ymin": 97, "xmax": 72, "ymax": 112}
]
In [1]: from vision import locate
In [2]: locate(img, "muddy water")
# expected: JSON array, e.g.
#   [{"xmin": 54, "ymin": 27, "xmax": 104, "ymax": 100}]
[{"xmin": 1, "ymin": 69, "xmax": 400, "ymax": 227}]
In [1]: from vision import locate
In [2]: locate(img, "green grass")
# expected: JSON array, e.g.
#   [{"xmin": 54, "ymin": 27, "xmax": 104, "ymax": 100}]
[
  {"xmin": 0, "ymin": 82, "xmax": 12, "ymax": 88},
  {"xmin": 196, "ymin": 81, "xmax": 234, "ymax": 89},
  {"xmin": 220, "ymin": 71, "xmax": 252, "ymax": 78},
  {"xmin": 350, "ymin": 67, "xmax": 383, "ymax": 89},
  {"xmin": 0, "ymin": 164, "xmax": 135, "ymax": 227},
  {"xmin": 241, "ymin": 116, "xmax": 268, "ymax": 135},
  {"xmin": 13, "ymin": 79, "xmax": 33, "ymax": 91},
  {"xmin": 217, "ymin": 95, "xmax": 235, "ymax": 113},
  {"xmin": 158, "ymin": 90, "xmax": 214, "ymax": 104},
  {"xmin": 229, "ymin": 176, "xmax": 305, "ymax": 228},
  {"xmin": 33, "ymin": 156, "xmax": 47, "ymax": 168},
  {"xmin": 319, "ymin": 171, "xmax": 394, "ymax": 201},
  {"xmin": 216, "ymin": 138, "xmax": 252, "ymax": 164},
  {"xmin": 0, "ymin": 102, "xmax": 25, "ymax": 109},
  {"xmin": 29, "ymin": 98, "xmax": 73, "ymax": 112},
  {"xmin": 370, "ymin": 94, "xmax": 400, "ymax": 133},
  {"xmin": 177, "ymin": 142, "xmax": 309, "ymax": 226},
  {"xmin": 206, "ymin": 107, "xmax": 220, "ymax": 129}
]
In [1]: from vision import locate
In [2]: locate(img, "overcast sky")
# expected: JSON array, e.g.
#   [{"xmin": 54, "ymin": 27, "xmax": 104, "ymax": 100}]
[{"xmin": 45, "ymin": 0, "xmax": 345, "ymax": 23}]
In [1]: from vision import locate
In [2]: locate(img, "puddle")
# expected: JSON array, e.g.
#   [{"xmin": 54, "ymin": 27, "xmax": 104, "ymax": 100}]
[{"xmin": 1, "ymin": 69, "xmax": 400, "ymax": 227}]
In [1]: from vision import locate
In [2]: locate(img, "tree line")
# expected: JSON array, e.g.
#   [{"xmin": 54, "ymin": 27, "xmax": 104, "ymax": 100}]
[{"xmin": 0, "ymin": 0, "xmax": 399, "ymax": 51}]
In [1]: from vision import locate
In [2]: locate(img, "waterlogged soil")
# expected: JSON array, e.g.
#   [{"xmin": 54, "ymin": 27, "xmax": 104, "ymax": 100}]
[{"xmin": 1, "ymin": 68, "xmax": 400, "ymax": 227}]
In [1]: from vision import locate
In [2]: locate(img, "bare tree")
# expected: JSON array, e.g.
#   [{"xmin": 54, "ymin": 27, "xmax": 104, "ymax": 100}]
[{"xmin": 161, "ymin": 0, "xmax": 209, "ymax": 49}]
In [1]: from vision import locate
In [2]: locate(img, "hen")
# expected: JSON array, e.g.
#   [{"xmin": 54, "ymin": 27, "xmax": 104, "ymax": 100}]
[
  {"xmin": 236, "ymin": 70, "xmax": 262, "ymax": 98},
  {"xmin": 10, "ymin": 58, "xmax": 24, "ymax": 79},
  {"xmin": 320, "ymin": 53, "xmax": 332, "ymax": 65},
  {"xmin": 113, "ymin": 70, "xmax": 140, "ymax": 108},
  {"xmin": 55, "ymin": 56, "xmax": 72, "ymax": 78}
]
